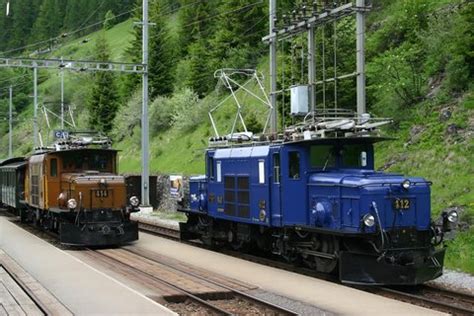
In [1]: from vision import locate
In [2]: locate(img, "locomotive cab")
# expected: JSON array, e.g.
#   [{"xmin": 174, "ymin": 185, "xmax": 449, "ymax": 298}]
[{"xmin": 290, "ymin": 139, "xmax": 447, "ymax": 284}]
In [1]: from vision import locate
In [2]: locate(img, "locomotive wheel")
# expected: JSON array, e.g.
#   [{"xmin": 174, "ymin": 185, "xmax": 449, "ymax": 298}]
[{"xmin": 314, "ymin": 235, "xmax": 339, "ymax": 273}]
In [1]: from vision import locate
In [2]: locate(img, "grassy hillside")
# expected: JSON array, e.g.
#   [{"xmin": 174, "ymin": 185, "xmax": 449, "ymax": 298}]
[{"xmin": 0, "ymin": 2, "xmax": 472, "ymax": 273}]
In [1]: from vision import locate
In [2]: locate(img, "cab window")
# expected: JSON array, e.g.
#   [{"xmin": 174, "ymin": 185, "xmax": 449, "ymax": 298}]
[
  {"xmin": 310, "ymin": 145, "xmax": 336, "ymax": 169},
  {"xmin": 341, "ymin": 144, "xmax": 368, "ymax": 168},
  {"xmin": 50, "ymin": 158, "xmax": 58, "ymax": 177},
  {"xmin": 208, "ymin": 156, "xmax": 214, "ymax": 179},
  {"xmin": 289, "ymin": 152, "xmax": 300, "ymax": 179},
  {"xmin": 273, "ymin": 153, "xmax": 281, "ymax": 184}
]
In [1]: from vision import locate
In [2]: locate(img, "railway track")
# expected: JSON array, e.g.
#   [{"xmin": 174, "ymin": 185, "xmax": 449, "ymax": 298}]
[
  {"xmin": 138, "ymin": 221, "xmax": 474, "ymax": 315},
  {"xmin": 0, "ymin": 243, "xmax": 72, "ymax": 316},
  {"xmin": 372, "ymin": 286, "xmax": 474, "ymax": 315},
  {"xmin": 0, "ymin": 263, "xmax": 48, "ymax": 316},
  {"xmin": 6, "ymin": 216, "xmax": 296, "ymax": 314},
  {"xmin": 85, "ymin": 247, "xmax": 297, "ymax": 315}
]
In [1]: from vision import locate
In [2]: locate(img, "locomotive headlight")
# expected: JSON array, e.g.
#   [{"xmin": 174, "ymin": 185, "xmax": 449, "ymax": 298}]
[
  {"xmin": 401, "ymin": 179, "xmax": 411, "ymax": 190},
  {"xmin": 129, "ymin": 196, "xmax": 140, "ymax": 207},
  {"xmin": 447, "ymin": 210, "xmax": 459, "ymax": 223},
  {"xmin": 363, "ymin": 214, "xmax": 375, "ymax": 227},
  {"xmin": 67, "ymin": 198, "xmax": 77, "ymax": 209}
]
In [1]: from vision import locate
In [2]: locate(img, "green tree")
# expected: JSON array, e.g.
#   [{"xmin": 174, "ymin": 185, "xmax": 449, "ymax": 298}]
[
  {"xmin": 87, "ymin": 33, "xmax": 119, "ymax": 134},
  {"xmin": 31, "ymin": 0, "xmax": 63, "ymax": 47},
  {"xmin": 103, "ymin": 10, "xmax": 116, "ymax": 30},
  {"xmin": 185, "ymin": 39, "xmax": 214, "ymax": 97},
  {"xmin": 5, "ymin": 0, "xmax": 41, "ymax": 51},
  {"xmin": 177, "ymin": 0, "xmax": 218, "ymax": 55},
  {"xmin": 125, "ymin": 0, "xmax": 175, "ymax": 98},
  {"xmin": 148, "ymin": 1, "xmax": 175, "ymax": 97}
]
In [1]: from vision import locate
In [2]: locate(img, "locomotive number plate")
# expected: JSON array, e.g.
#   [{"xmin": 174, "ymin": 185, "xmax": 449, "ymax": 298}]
[
  {"xmin": 95, "ymin": 189, "xmax": 108, "ymax": 198},
  {"xmin": 393, "ymin": 198, "xmax": 410, "ymax": 210}
]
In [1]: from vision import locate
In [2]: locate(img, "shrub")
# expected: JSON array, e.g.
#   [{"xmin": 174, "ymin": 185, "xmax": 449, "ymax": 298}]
[
  {"xmin": 171, "ymin": 88, "xmax": 212, "ymax": 132},
  {"xmin": 149, "ymin": 96, "xmax": 175, "ymax": 136}
]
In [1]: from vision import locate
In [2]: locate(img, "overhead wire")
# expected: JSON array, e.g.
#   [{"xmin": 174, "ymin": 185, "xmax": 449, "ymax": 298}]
[
  {"xmin": 0, "ymin": 73, "xmax": 30, "ymax": 84},
  {"xmin": 0, "ymin": 7, "xmax": 139, "ymax": 57},
  {"xmin": 73, "ymin": 0, "xmax": 107, "ymax": 33},
  {"xmin": 184, "ymin": 1, "xmax": 264, "ymax": 27},
  {"xmin": 0, "ymin": 74, "xmax": 48, "ymax": 92}
]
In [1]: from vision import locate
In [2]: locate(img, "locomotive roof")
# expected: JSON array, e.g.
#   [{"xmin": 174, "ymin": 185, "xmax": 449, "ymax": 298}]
[
  {"xmin": 209, "ymin": 136, "xmax": 392, "ymax": 150},
  {"xmin": 33, "ymin": 148, "xmax": 119, "ymax": 156},
  {"xmin": 0, "ymin": 157, "xmax": 25, "ymax": 167},
  {"xmin": 284, "ymin": 136, "xmax": 393, "ymax": 145},
  {"xmin": 0, "ymin": 160, "xmax": 27, "ymax": 170}
]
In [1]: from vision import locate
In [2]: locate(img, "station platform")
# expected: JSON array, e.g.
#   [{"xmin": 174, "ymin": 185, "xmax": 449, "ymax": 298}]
[
  {"xmin": 0, "ymin": 216, "xmax": 175, "ymax": 315},
  {"xmin": 133, "ymin": 232, "xmax": 446, "ymax": 316}
]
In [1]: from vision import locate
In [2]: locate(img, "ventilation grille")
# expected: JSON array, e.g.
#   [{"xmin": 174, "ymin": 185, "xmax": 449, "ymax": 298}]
[{"xmin": 224, "ymin": 176, "xmax": 250, "ymax": 218}]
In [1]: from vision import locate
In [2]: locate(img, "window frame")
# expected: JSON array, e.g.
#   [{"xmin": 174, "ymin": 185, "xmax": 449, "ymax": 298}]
[
  {"xmin": 50, "ymin": 158, "xmax": 58, "ymax": 177},
  {"xmin": 273, "ymin": 153, "xmax": 281, "ymax": 184},
  {"xmin": 288, "ymin": 151, "xmax": 301, "ymax": 180}
]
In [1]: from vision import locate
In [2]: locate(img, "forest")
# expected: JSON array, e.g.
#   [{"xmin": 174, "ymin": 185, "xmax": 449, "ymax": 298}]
[{"xmin": 0, "ymin": 0, "xmax": 472, "ymax": 273}]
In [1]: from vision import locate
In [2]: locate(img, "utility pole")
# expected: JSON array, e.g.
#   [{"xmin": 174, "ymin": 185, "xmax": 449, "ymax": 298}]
[
  {"xmin": 8, "ymin": 85, "xmax": 13, "ymax": 157},
  {"xmin": 356, "ymin": 0, "xmax": 366, "ymax": 119},
  {"xmin": 141, "ymin": 0, "xmax": 150, "ymax": 206},
  {"xmin": 308, "ymin": 26, "xmax": 315, "ymax": 120},
  {"xmin": 33, "ymin": 63, "xmax": 38, "ymax": 149},
  {"xmin": 60, "ymin": 66, "xmax": 64, "ymax": 129},
  {"xmin": 269, "ymin": 0, "xmax": 277, "ymax": 134},
  {"xmin": 264, "ymin": 1, "xmax": 367, "ymax": 123}
]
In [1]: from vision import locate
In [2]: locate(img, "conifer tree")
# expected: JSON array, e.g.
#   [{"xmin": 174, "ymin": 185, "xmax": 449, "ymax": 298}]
[
  {"xmin": 177, "ymin": 0, "xmax": 218, "ymax": 55},
  {"xmin": 186, "ymin": 39, "xmax": 214, "ymax": 97},
  {"xmin": 31, "ymin": 0, "xmax": 63, "ymax": 46},
  {"xmin": 103, "ymin": 10, "xmax": 116, "ymax": 30},
  {"xmin": 2, "ymin": 0, "xmax": 40, "ymax": 51},
  {"xmin": 209, "ymin": 0, "xmax": 266, "ymax": 70},
  {"xmin": 125, "ymin": 0, "xmax": 175, "ymax": 98},
  {"xmin": 87, "ymin": 33, "xmax": 119, "ymax": 134}
]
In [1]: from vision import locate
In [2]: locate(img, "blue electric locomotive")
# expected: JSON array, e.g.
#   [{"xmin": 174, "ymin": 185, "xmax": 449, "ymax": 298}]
[{"xmin": 179, "ymin": 132, "xmax": 458, "ymax": 285}]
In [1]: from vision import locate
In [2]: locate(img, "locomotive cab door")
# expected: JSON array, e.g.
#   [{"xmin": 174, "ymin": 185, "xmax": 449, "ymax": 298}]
[{"xmin": 270, "ymin": 151, "xmax": 282, "ymax": 226}]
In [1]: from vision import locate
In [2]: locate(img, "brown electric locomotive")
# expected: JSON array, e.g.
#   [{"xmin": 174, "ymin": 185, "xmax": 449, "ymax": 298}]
[{"xmin": 16, "ymin": 132, "xmax": 139, "ymax": 246}]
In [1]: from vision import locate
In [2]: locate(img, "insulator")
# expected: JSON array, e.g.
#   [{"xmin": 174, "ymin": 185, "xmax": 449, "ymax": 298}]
[{"xmin": 301, "ymin": 5, "xmax": 307, "ymax": 17}]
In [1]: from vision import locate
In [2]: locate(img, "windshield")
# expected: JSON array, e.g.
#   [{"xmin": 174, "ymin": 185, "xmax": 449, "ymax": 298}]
[
  {"xmin": 62, "ymin": 151, "xmax": 114, "ymax": 172},
  {"xmin": 310, "ymin": 144, "xmax": 370, "ymax": 169}
]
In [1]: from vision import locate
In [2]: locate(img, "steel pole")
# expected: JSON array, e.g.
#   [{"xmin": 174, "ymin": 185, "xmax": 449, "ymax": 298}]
[
  {"xmin": 308, "ymin": 26, "xmax": 316, "ymax": 121},
  {"xmin": 269, "ymin": 0, "xmax": 277, "ymax": 133},
  {"xmin": 356, "ymin": 0, "xmax": 366, "ymax": 119},
  {"xmin": 8, "ymin": 86, "xmax": 13, "ymax": 157},
  {"xmin": 141, "ymin": 0, "xmax": 150, "ymax": 206},
  {"xmin": 60, "ymin": 68, "xmax": 64, "ymax": 129},
  {"xmin": 33, "ymin": 65, "xmax": 38, "ymax": 150}
]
